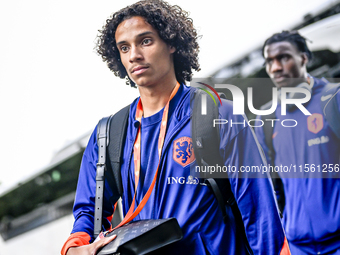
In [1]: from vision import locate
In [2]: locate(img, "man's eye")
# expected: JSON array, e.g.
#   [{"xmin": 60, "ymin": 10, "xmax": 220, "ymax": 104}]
[
  {"xmin": 281, "ymin": 55, "xmax": 289, "ymax": 61},
  {"xmin": 120, "ymin": 46, "xmax": 129, "ymax": 53},
  {"xmin": 142, "ymin": 38, "xmax": 152, "ymax": 45},
  {"xmin": 265, "ymin": 59, "xmax": 273, "ymax": 65}
]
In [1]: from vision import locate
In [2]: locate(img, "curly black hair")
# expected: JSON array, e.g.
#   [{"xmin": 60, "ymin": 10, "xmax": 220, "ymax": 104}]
[
  {"xmin": 96, "ymin": 0, "xmax": 200, "ymax": 87},
  {"xmin": 262, "ymin": 30, "xmax": 313, "ymax": 61}
]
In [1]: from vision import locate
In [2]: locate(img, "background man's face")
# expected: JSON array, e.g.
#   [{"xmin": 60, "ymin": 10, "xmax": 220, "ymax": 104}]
[
  {"xmin": 264, "ymin": 41, "xmax": 307, "ymax": 88},
  {"xmin": 115, "ymin": 16, "xmax": 176, "ymax": 88}
]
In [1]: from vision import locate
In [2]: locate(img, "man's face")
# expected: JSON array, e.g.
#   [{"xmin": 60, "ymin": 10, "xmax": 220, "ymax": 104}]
[
  {"xmin": 264, "ymin": 41, "xmax": 307, "ymax": 88},
  {"xmin": 115, "ymin": 16, "xmax": 176, "ymax": 88}
]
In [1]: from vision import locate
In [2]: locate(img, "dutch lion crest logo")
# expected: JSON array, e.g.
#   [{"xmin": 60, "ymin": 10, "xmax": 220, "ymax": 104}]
[
  {"xmin": 173, "ymin": 137, "xmax": 195, "ymax": 167},
  {"xmin": 307, "ymin": 113, "xmax": 323, "ymax": 134}
]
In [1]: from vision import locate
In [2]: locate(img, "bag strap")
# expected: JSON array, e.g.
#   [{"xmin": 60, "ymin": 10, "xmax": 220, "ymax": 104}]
[
  {"xmin": 191, "ymin": 89, "xmax": 224, "ymax": 174},
  {"xmin": 94, "ymin": 116, "xmax": 112, "ymax": 238},
  {"xmin": 205, "ymin": 178, "xmax": 253, "ymax": 255},
  {"xmin": 93, "ymin": 105, "xmax": 130, "ymax": 238},
  {"xmin": 107, "ymin": 105, "xmax": 131, "ymax": 198},
  {"xmin": 192, "ymin": 89, "xmax": 253, "ymax": 254},
  {"xmin": 320, "ymin": 82, "xmax": 340, "ymax": 139}
]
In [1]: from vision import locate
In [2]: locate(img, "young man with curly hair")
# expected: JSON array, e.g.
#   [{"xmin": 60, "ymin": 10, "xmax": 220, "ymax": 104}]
[{"xmin": 61, "ymin": 1, "xmax": 290, "ymax": 254}]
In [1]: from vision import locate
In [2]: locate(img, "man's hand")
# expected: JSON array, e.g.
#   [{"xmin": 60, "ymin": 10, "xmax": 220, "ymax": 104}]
[{"xmin": 66, "ymin": 234, "xmax": 116, "ymax": 255}]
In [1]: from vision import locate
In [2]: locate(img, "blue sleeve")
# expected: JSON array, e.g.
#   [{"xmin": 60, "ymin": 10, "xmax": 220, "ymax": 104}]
[
  {"xmin": 219, "ymin": 108, "xmax": 285, "ymax": 254},
  {"xmin": 71, "ymin": 126, "xmax": 116, "ymax": 242}
]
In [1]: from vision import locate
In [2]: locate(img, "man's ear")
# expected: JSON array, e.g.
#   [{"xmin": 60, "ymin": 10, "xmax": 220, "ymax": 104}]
[
  {"xmin": 301, "ymin": 53, "xmax": 308, "ymax": 67},
  {"xmin": 169, "ymin": 45, "xmax": 176, "ymax": 54}
]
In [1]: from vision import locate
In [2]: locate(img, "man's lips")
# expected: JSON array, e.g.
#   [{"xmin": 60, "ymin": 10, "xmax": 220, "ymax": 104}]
[
  {"xmin": 131, "ymin": 66, "xmax": 149, "ymax": 75},
  {"xmin": 274, "ymin": 75, "xmax": 288, "ymax": 83}
]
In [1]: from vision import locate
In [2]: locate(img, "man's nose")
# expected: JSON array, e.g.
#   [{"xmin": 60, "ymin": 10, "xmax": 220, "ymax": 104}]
[
  {"xmin": 270, "ymin": 59, "xmax": 283, "ymax": 73},
  {"xmin": 129, "ymin": 46, "xmax": 143, "ymax": 63}
]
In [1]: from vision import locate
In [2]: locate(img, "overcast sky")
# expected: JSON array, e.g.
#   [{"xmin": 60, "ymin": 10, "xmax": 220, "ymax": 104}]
[{"xmin": 0, "ymin": 0, "xmax": 334, "ymax": 194}]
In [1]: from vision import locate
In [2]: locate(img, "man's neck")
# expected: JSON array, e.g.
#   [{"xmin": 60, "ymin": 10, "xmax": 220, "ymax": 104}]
[{"xmin": 138, "ymin": 80, "xmax": 178, "ymax": 117}]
